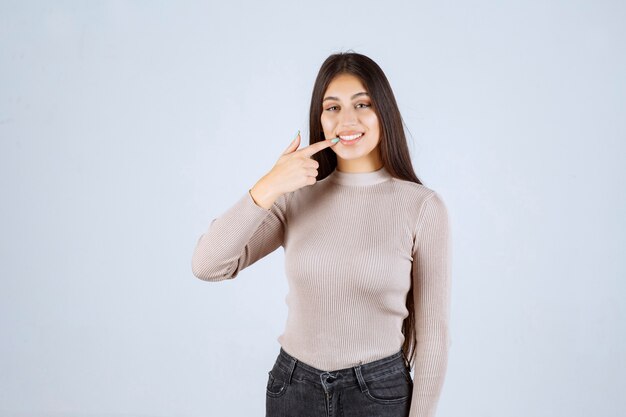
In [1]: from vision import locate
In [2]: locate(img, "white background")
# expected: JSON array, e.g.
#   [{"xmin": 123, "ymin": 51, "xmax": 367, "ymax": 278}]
[{"xmin": 1, "ymin": 1, "xmax": 624, "ymax": 416}]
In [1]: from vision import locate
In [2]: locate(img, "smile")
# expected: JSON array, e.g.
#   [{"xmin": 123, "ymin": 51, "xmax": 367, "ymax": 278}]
[
  {"xmin": 338, "ymin": 132, "xmax": 364, "ymax": 146},
  {"xmin": 338, "ymin": 132, "xmax": 363, "ymax": 140}
]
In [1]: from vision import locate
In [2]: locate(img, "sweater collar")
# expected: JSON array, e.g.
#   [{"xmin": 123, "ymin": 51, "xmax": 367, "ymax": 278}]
[{"xmin": 328, "ymin": 165, "xmax": 392, "ymax": 186}]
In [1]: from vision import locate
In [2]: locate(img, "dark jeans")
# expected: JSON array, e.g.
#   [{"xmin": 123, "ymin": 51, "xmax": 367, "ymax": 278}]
[{"xmin": 266, "ymin": 347, "xmax": 413, "ymax": 417}]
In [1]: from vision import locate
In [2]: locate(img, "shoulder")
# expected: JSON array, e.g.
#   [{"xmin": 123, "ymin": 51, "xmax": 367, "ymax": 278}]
[
  {"xmin": 388, "ymin": 178, "xmax": 449, "ymax": 228},
  {"xmin": 388, "ymin": 177, "xmax": 445, "ymax": 208}
]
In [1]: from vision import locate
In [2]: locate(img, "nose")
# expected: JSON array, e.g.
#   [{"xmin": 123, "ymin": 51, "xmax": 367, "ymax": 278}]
[{"xmin": 339, "ymin": 105, "xmax": 359, "ymax": 126}]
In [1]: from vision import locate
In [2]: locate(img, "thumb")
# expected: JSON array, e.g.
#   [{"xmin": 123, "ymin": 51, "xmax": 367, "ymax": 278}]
[{"xmin": 281, "ymin": 130, "xmax": 301, "ymax": 155}]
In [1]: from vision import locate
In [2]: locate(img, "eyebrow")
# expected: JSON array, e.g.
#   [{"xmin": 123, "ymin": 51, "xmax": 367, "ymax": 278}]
[{"xmin": 322, "ymin": 91, "xmax": 370, "ymax": 103}]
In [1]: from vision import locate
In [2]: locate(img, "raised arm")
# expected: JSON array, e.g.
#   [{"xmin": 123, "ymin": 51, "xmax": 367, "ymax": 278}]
[
  {"xmin": 408, "ymin": 191, "xmax": 452, "ymax": 417},
  {"xmin": 191, "ymin": 189, "xmax": 289, "ymax": 281},
  {"xmin": 191, "ymin": 130, "xmax": 339, "ymax": 282}
]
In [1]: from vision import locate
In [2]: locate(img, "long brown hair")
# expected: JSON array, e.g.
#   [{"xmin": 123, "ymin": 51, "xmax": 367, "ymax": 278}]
[{"xmin": 307, "ymin": 50, "xmax": 424, "ymax": 371}]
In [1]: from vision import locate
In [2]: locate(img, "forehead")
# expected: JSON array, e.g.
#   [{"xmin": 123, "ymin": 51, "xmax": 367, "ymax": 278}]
[{"xmin": 324, "ymin": 74, "xmax": 367, "ymax": 97}]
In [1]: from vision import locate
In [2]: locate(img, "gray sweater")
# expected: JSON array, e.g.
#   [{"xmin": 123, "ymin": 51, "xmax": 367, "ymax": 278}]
[{"xmin": 191, "ymin": 165, "xmax": 452, "ymax": 417}]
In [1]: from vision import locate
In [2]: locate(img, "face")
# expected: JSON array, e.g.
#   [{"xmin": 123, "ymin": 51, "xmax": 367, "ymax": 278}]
[{"xmin": 320, "ymin": 73, "xmax": 382, "ymax": 172}]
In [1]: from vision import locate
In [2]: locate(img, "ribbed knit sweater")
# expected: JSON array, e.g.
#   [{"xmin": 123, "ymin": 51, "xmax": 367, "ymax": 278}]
[{"xmin": 191, "ymin": 165, "xmax": 452, "ymax": 417}]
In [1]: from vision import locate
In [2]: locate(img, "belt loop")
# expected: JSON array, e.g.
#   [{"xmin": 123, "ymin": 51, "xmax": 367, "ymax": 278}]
[
  {"xmin": 287, "ymin": 356, "xmax": 298, "ymax": 385},
  {"xmin": 400, "ymin": 349, "xmax": 410, "ymax": 371},
  {"xmin": 353, "ymin": 360, "xmax": 367, "ymax": 392}
]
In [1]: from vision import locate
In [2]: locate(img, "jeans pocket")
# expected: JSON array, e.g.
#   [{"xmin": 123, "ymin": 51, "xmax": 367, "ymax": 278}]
[
  {"xmin": 362, "ymin": 368, "xmax": 412, "ymax": 405},
  {"xmin": 266, "ymin": 369, "xmax": 289, "ymax": 398}
]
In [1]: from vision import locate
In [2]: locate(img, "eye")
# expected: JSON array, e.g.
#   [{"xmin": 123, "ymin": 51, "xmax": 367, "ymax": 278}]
[{"xmin": 324, "ymin": 103, "xmax": 371, "ymax": 112}]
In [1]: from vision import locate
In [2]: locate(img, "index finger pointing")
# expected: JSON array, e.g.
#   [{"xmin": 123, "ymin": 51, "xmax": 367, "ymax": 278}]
[{"xmin": 300, "ymin": 137, "xmax": 340, "ymax": 158}]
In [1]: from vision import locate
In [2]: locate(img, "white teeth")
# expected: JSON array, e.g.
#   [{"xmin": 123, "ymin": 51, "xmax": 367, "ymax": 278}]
[{"xmin": 338, "ymin": 133, "xmax": 363, "ymax": 140}]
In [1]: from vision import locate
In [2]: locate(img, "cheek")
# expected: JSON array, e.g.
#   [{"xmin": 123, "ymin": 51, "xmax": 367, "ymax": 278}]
[
  {"xmin": 363, "ymin": 112, "xmax": 379, "ymax": 128},
  {"xmin": 320, "ymin": 114, "xmax": 334, "ymax": 130},
  {"xmin": 366, "ymin": 118, "xmax": 381, "ymax": 139}
]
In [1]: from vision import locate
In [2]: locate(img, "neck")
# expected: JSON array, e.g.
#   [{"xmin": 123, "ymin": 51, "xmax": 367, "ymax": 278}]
[{"xmin": 328, "ymin": 165, "xmax": 392, "ymax": 186}]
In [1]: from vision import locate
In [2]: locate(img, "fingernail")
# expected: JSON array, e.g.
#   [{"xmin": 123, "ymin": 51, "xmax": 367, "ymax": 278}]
[
  {"xmin": 331, "ymin": 137, "xmax": 340, "ymax": 143},
  {"xmin": 293, "ymin": 130, "xmax": 300, "ymax": 140}
]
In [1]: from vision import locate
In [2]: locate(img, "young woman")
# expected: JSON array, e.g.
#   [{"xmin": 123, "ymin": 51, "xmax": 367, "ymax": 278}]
[{"xmin": 191, "ymin": 51, "xmax": 452, "ymax": 417}]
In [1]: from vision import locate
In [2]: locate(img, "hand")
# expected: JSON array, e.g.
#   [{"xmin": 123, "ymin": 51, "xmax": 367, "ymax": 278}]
[{"xmin": 250, "ymin": 131, "xmax": 338, "ymax": 209}]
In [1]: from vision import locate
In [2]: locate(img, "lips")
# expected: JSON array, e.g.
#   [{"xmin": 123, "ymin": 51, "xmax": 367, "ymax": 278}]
[
  {"xmin": 337, "ymin": 133, "xmax": 364, "ymax": 142},
  {"xmin": 338, "ymin": 132, "xmax": 364, "ymax": 145},
  {"xmin": 337, "ymin": 131, "xmax": 364, "ymax": 138}
]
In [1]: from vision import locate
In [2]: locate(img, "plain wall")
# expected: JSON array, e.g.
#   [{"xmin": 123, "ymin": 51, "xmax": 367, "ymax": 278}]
[{"xmin": 1, "ymin": 1, "xmax": 624, "ymax": 416}]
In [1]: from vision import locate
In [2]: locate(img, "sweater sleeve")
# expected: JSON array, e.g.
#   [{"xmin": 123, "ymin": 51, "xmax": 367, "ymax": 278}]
[
  {"xmin": 191, "ymin": 189, "xmax": 289, "ymax": 281},
  {"xmin": 408, "ymin": 191, "xmax": 452, "ymax": 417}
]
